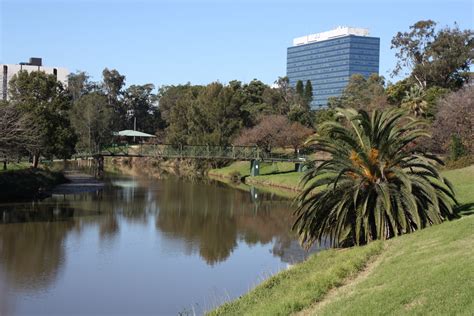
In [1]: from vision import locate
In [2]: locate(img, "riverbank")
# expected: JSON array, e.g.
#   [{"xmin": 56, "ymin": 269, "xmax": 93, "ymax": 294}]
[
  {"xmin": 208, "ymin": 161, "xmax": 304, "ymax": 195},
  {"xmin": 209, "ymin": 164, "xmax": 474, "ymax": 315},
  {"xmin": 0, "ymin": 168, "xmax": 68, "ymax": 200},
  {"xmin": 51, "ymin": 172, "xmax": 104, "ymax": 194}
]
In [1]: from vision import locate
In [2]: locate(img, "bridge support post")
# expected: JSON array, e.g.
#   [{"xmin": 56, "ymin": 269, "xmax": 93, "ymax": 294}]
[
  {"xmin": 95, "ymin": 155, "xmax": 104, "ymax": 179},
  {"xmin": 250, "ymin": 159, "xmax": 260, "ymax": 176},
  {"xmin": 295, "ymin": 162, "xmax": 304, "ymax": 172}
]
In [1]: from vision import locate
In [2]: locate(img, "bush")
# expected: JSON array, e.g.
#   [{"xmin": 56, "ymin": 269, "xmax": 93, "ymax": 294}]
[
  {"xmin": 229, "ymin": 171, "xmax": 241, "ymax": 183},
  {"xmin": 450, "ymin": 135, "xmax": 467, "ymax": 161},
  {"xmin": 444, "ymin": 155, "xmax": 474, "ymax": 170},
  {"xmin": 432, "ymin": 87, "xmax": 474, "ymax": 154}
]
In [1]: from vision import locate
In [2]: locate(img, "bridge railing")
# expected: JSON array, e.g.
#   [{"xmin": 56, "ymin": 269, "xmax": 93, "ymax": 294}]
[{"xmin": 74, "ymin": 144, "xmax": 306, "ymax": 162}]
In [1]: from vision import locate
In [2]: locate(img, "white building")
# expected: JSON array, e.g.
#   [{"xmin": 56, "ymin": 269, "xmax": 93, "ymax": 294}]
[{"xmin": 1, "ymin": 57, "xmax": 69, "ymax": 100}]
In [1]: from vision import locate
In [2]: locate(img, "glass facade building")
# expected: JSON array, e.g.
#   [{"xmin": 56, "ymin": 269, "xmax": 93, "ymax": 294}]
[{"xmin": 287, "ymin": 30, "xmax": 380, "ymax": 108}]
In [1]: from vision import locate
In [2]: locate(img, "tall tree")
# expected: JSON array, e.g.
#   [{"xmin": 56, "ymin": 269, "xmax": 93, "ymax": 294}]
[
  {"xmin": 70, "ymin": 92, "xmax": 112, "ymax": 153},
  {"xmin": 122, "ymin": 84, "xmax": 160, "ymax": 134},
  {"xmin": 8, "ymin": 71, "xmax": 77, "ymax": 166},
  {"xmin": 274, "ymin": 76, "xmax": 292, "ymax": 105},
  {"xmin": 304, "ymin": 80, "xmax": 313, "ymax": 104},
  {"xmin": 67, "ymin": 71, "xmax": 92, "ymax": 101},
  {"xmin": 165, "ymin": 87, "xmax": 201, "ymax": 145},
  {"xmin": 102, "ymin": 68, "xmax": 126, "ymax": 131},
  {"xmin": 295, "ymin": 80, "xmax": 304, "ymax": 97},
  {"xmin": 334, "ymin": 74, "xmax": 388, "ymax": 112},
  {"xmin": 241, "ymin": 79, "xmax": 274, "ymax": 127},
  {"xmin": 391, "ymin": 20, "xmax": 473, "ymax": 89},
  {"xmin": 188, "ymin": 83, "xmax": 243, "ymax": 146}
]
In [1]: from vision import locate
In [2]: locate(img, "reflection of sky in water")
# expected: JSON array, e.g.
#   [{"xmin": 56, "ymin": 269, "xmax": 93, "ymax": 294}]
[{"xmin": 0, "ymin": 174, "xmax": 324, "ymax": 315}]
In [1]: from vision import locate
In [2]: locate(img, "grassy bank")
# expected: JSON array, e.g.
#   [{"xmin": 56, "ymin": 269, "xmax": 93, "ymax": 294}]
[
  {"xmin": 209, "ymin": 165, "xmax": 474, "ymax": 315},
  {"xmin": 209, "ymin": 242, "xmax": 384, "ymax": 315},
  {"xmin": 208, "ymin": 161, "xmax": 303, "ymax": 192},
  {"xmin": 0, "ymin": 161, "xmax": 31, "ymax": 173},
  {"xmin": 210, "ymin": 216, "xmax": 474, "ymax": 316},
  {"xmin": 0, "ymin": 168, "xmax": 67, "ymax": 200},
  {"xmin": 310, "ymin": 214, "xmax": 474, "ymax": 315}
]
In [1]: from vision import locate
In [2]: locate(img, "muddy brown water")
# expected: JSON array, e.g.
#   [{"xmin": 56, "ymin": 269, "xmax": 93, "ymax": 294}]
[{"xmin": 0, "ymin": 172, "xmax": 324, "ymax": 315}]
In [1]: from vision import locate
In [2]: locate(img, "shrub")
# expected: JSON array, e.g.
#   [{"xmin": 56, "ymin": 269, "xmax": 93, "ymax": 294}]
[{"xmin": 449, "ymin": 134, "xmax": 467, "ymax": 161}]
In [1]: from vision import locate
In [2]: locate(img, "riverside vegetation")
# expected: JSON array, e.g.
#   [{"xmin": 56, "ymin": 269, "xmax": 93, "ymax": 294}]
[{"xmin": 0, "ymin": 167, "xmax": 67, "ymax": 200}]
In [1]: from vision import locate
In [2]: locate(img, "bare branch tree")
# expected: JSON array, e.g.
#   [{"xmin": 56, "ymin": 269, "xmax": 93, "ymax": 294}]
[
  {"xmin": 0, "ymin": 103, "xmax": 41, "ymax": 159},
  {"xmin": 431, "ymin": 86, "xmax": 474, "ymax": 154},
  {"xmin": 233, "ymin": 115, "xmax": 313, "ymax": 153}
]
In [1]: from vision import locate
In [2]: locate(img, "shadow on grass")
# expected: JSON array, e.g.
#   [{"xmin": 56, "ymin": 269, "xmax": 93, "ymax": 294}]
[
  {"xmin": 456, "ymin": 203, "xmax": 474, "ymax": 216},
  {"xmin": 241, "ymin": 169, "xmax": 297, "ymax": 182}
]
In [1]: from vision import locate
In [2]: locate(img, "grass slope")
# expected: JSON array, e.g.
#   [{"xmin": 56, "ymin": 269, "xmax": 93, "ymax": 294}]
[
  {"xmin": 209, "ymin": 161, "xmax": 297, "ymax": 178},
  {"xmin": 209, "ymin": 242, "xmax": 383, "ymax": 316},
  {"xmin": 442, "ymin": 165, "xmax": 474, "ymax": 206},
  {"xmin": 314, "ymin": 215, "xmax": 474, "ymax": 315}
]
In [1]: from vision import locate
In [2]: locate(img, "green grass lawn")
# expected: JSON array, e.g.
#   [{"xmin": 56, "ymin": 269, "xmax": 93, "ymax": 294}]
[
  {"xmin": 0, "ymin": 161, "xmax": 31, "ymax": 173},
  {"xmin": 209, "ymin": 161, "xmax": 297, "ymax": 178},
  {"xmin": 209, "ymin": 161, "xmax": 304, "ymax": 191},
  {"xmin": 442, "ymin": 165, "xmax": 474, "ymax": 205},
  {"xmin": 208, "ymin": 164, "xmax": 474, "ymax": 315}
]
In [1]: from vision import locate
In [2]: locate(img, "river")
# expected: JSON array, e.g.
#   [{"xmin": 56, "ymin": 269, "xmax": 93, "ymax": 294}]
[{"xmin": 0, "ymin": 172, "xmax": 322, "ymax": 315}]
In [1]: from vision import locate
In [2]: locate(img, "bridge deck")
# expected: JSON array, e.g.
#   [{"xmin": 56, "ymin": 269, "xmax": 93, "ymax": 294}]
[{"xmin": 74, "ymin": 144, "xmax": 306, "ymax": 163}]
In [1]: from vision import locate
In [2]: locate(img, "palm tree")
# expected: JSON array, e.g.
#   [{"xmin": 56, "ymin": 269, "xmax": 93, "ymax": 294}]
[
  {"xmin": 401, "ymin": 85, "xmax": 428, "ymax": 117},
  {"xmin": 294, "ymin": 108, "xmax": 458, "ymax": 248}
]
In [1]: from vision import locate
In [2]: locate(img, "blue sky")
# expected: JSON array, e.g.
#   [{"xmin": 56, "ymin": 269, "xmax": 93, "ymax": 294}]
[{"xmin": 1, "ymin": 0, "xmax": 473, "ymax": 88}]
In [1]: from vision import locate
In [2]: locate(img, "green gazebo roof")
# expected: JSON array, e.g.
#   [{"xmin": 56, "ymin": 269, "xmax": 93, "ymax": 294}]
[{"xmin": 114, "ymin": 130, "xmax": 156, "ymax": 137}]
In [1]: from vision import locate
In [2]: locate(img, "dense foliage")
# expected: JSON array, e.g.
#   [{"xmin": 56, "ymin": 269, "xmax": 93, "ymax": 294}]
[
  {"xmin": 160, "ymin": 79, "xmax": 313, "ymax": 146},
  {"xmin": 294, "ymin": 108, "xmax": 458, "ymax": 248},
  {"xmin": 391, "ymin": 20, "xmax": 473, "ymax": 89},
  {"xmin": 8, "ymin": 71, "xmax": 77, "ymax": 165}
]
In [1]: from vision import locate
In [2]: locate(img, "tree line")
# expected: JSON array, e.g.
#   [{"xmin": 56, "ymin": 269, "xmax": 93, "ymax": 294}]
[{"xmin": 0, "ymin": 19, "xmax": 472, "ymax": 167}]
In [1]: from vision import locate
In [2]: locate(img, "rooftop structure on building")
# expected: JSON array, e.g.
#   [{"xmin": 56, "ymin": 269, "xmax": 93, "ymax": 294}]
[
  {"xmin": 292, "ymin": 27, "xmax": 370, "ymax": 46},
  {"xmin": 287, "ymin": 26, "xmax": 380, "ymax": 108},
  {"xmin": 1, "ymin": 57, "xmax": 69, "ymax": 100}
]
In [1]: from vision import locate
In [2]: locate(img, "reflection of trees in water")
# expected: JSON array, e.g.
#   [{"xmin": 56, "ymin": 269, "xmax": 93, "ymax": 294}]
[
  {"xmin": 155, "ymin": 179, "xmax": 303, "ymax": 265},
  {"xmin": 0, "ymin": 269, "xmax": 11, "ymax": 315},
  {"xmin": 99, "ymin": 214, "xmax": 119, "ymax": 240},
  {"xmin": 0, "ymin": 210, "xmax": 76, "ymax": 291},
  {"xmin": 0, "ymin": 174, "xmax": 321, "ymax": 291}
]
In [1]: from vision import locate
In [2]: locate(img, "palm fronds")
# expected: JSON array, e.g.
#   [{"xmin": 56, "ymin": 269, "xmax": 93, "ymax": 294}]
[{"xmin": 293, "ymin": 108, "xmax": 458, "ymax": 248}]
